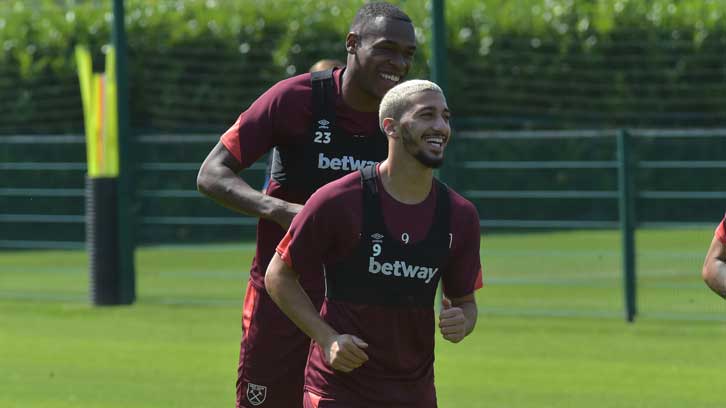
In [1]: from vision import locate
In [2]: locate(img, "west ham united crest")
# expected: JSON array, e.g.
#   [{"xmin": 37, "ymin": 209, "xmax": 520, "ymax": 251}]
[{"xmin": 246, "ymin": 383, "xmax": 267, "ymax": 406}]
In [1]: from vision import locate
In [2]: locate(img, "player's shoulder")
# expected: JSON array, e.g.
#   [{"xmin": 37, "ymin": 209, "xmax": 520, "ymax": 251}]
[
  {"xmin": 442, "ymin": 183, "xmax": 479, "ymax": 222},
  {"xmin": 264, "ymin": 72, "xmax": 314, "ymax": 102},
  {"xmin": 314, "ymin": 171, "xmax": 362, "ymax": 200},
  {"xmin": 440, "ymin": 186, "xmax": 479, "ymax": 231},
  {"xmin": 307, "ymin": 171, "xmax": 363, "ymax": 208},
  {"xmin": 274, "ymin": 68, "xmax": 338, "ymax": 92}
]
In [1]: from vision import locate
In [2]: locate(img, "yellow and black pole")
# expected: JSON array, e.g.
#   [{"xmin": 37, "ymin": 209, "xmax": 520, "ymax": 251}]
[{"xmin": 77, "ymin": 0, "xmax": 135, "ymax": 305}]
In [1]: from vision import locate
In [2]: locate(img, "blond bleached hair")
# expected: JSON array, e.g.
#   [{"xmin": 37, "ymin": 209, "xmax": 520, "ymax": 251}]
[{"xmin": 379, "ymin": 80, "xmax": 445, "ymax": 131}]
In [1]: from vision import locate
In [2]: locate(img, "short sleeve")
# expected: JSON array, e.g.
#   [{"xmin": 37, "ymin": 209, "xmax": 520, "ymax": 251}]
[
  {"xmin": 219, "ymin": 116, "xmax": 244, "ymax": 164},
  {"xmin": 219, "ymin": 94, "xmax": 277, "ymax": 168},
  {"xmin": 716, "ymin": 215, "xmax": 726, "ymax": 244},
  {"xmin": 219, "ymin": 75, "xmax": 310, "ymax": 168},
  {"xmin": 441, "ymin": 197, "xmax": 483, "ymax": 299}
]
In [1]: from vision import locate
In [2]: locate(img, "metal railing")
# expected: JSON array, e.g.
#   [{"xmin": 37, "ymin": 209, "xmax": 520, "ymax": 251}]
[
  {"xmin": 449, "ymin": 128, "xmax": 726, "ymax": 230},
  {"xmin": 2, "ymin": 128, "xmax": 725, "ymax": 250},
  {"xmin": 445, "ymin": 127, "xmax": 726, "ymax": 321},
  {"xmin": 0, "ymin": 133, "xmax": 265, "ymax": 249}
]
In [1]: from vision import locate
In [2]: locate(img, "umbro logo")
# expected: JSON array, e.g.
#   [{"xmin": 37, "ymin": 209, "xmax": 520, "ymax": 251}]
[
  {"xmin": 318, "ymin": 119, "xmax": 330, "ymax": 129},
  {"xmin": 371, "ymin": 233, "xmax": 384, "ymax": 243}
]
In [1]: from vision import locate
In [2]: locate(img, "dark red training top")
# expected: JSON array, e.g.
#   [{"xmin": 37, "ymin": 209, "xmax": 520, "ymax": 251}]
[
  {"xmin": 220, "ymin": 68, "xmax": 385, "ymax": 294},
  {"xmin": 277, "ymin": 168, "xmax": 483, "ymax": 407}
]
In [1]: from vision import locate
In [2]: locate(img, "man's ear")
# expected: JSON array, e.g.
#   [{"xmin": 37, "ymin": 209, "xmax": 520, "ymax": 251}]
[
  {"xmin": 382, "ymin": 118, "xmax": 398, "ymax": 138},
  {"xmin": 346, "ymin": 33, "xmax": 358, "ymax": 54}
]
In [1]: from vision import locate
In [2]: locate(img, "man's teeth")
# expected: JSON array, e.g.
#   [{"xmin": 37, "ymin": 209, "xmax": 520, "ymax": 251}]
[
  {"xmin": 425, "ymin": 137, "xmax": 444, "ymax": 147},
  {"xmin": 380, "ymin": 73, "xmax": 399, "ymax": 82}
]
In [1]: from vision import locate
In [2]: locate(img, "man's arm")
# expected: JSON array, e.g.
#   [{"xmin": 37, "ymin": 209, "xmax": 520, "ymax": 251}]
[
  {"xmin": 196, "ymin": 142, "xmax": 302, "ymax": 229},
  {"xmin": 265, "ymin": 253, "xmax": 369, "ymax": 372},
  {"xmin": 438, "ymin": 293, "xmax": 477, "ymax": 343},
  {"xmin": 702, "ymin": 236, "xmax": 726, "ymax": 299}
]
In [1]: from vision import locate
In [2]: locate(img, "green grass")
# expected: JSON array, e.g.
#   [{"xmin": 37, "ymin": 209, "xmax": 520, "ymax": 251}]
[{"xmin": 1, "ymin": 229, "xmax": 725, "ymax": 407}]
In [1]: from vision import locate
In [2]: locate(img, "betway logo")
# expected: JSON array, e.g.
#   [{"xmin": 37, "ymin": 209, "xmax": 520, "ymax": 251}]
[
  {"xmin": 368, "ymin": 257, "xmax": 438, "ymax": 284},
  {"xmin": 318, "ymin": 153, "xmax": 376, "ymax": 171}
]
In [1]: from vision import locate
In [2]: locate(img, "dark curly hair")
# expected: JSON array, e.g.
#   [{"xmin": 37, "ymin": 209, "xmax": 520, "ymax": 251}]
[{"xmin": 350, "ymin": 2, "xmax": 412, "ymax": 32}]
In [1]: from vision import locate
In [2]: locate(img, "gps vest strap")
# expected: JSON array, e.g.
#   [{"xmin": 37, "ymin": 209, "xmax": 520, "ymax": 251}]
[
  {"xmin": 360, "ymin": 162, "xmax": 378, "ymax": 195},
  {"xmin": 311, "ymin": 69, "xmax": 336, "ymax": 132}
]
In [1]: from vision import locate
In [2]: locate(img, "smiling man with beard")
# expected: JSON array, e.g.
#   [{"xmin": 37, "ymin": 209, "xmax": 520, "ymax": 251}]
[
  {"xmin": 266, "ymin": 80, "xmax": 483, "ymax": 408},
  {"xmin": 197, "ymin": 3, "xmax": 417, "ymax": 407}
]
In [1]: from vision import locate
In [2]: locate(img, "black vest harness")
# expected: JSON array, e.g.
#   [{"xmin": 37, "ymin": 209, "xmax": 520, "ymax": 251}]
[
  {"xmin": 325, "ymin": 165, "xmax": 451, "ymax": 307},
  {"xmin": 270, "ymin": 69, "xmax": 388, "ymax": 197}
]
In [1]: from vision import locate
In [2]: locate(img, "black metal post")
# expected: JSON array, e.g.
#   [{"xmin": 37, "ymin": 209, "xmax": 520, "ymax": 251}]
[
  {"xmin": 430, "ymin": 0, "xmax": 448, "ymax": 93},
  {"xmin": 112, "ymin": 0, "xmax": 135, "ymax": 304},
  {"xmin": 617, "ymin": 129, "xmax": 637, "ymax": 322}
]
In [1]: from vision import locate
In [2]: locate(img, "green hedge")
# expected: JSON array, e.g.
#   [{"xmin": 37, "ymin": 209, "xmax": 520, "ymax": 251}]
[
  {"xmin": 1, "ymin": 0, "xmax": 726, "ymax": 133},
  {"xmin": 446, "ymin": 0, "xmax": 726, "ymax": 128}
]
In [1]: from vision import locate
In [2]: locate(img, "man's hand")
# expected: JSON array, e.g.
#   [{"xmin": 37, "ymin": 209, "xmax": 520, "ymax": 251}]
[
  {"xmin": 321, "ymin": 334, "xmax": 369, "ymax": 373},
  {"xmin": 439, "ymin": 297, "xmax": 468, "ymax": 343}
]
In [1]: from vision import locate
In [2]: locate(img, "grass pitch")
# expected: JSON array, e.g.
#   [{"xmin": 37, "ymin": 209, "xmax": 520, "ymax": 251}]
[{"xmin": 1, "ymin": 229, "xmax": 724, "ymax": 407}]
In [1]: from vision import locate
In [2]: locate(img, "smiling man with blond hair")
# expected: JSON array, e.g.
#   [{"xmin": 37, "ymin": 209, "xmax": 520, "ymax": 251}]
[{"xmin": 266, "ymin": 80, "xmax": 483, "ymax": 408}]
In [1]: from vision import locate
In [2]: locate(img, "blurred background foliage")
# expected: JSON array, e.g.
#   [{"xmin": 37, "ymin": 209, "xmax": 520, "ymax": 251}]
[
  {"xmin": 1, "ymin": 0, "xmax": 725, "ymax": 245},
  {"xmin": 1, "ymin": 0, "xmax": 726, "ymax": 134}
]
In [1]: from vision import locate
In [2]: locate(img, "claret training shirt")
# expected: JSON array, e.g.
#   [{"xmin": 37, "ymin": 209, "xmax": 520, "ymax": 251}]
[
  {"xmin": 220, "ymin": 68, "xmax": 384, "ymax": 295},
  {"xmin": 276, "ymin": 166, "xmax": 483, "ymax": 407}
]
